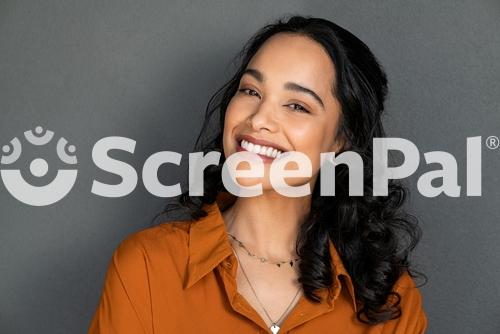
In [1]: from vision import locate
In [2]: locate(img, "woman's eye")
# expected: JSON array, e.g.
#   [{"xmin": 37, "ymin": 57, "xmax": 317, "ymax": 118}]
[
  {"xmin": 288, "ymin": 103, "xmax": 310, "ymax": 114},
  {"xmin": 238, "ymin": 88, "xmax": 260, "ymax": 97}
]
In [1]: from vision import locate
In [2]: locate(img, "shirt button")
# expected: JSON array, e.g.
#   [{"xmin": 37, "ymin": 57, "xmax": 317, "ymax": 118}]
[{"xmin": 224, "ymin": 260, "xmax": 232, "ymax": 268}]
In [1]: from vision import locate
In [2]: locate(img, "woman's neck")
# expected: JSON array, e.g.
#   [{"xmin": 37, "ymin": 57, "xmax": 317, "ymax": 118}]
[{"xmin": 221, "ymin": 191, "xmax": 312, "ymax": 260}]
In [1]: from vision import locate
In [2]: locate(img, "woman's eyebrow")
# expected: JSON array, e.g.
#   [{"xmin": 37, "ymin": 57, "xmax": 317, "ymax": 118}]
[
  {"xmin": 242, "ymin": 68, "xmax": 264, "ymax": 82},
  {"xmin": 242, "ymin": 68, "xmax": 325, "ymax": 110},
  {"xmin": 284, "ymin": 82, "xmax": 325, "ymax": 110}
]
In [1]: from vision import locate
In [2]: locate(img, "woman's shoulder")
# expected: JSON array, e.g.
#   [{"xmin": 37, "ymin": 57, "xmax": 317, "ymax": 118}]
[
  {"xmin": 90, "ymin": 221, "xmax": 195, "ymax": 333},
  {"xmin": 380, "ymin": 270, "xmax": 428, "ymax": 333},
  {"xmin": 129, "ymin": 220, "xmax": 191, "ymax": 240},
  {"xmin": 393, "ymin": 269, "xmax": 422, "ymax": 290},
  {"xmin": 110, "ymin": 220, "xmax": 194, "ymax": 272},
  {"xmin": 391, "ymin": 269, "xmax": 427, "ymax": 308}
]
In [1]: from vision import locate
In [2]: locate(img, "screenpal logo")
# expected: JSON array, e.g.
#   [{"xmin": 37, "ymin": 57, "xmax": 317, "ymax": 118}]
[
  {"xmin": 0, "ymin": 126, "xmax": 490, "ymax": 206},
  {"xmin": 1, "ymin": 126, "xmax": 78, "ymax": 206}
]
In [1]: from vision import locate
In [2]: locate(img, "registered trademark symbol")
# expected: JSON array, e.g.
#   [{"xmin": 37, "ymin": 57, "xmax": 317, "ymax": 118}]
[{"xmin": 485, "ymin": 136, "xmax": 499, "ymax": 149}]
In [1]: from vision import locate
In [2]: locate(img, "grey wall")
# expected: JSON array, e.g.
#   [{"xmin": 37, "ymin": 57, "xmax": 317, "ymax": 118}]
[{"xmin": 1, "ymin": 1, "xmax": 499, "ymax": 333}]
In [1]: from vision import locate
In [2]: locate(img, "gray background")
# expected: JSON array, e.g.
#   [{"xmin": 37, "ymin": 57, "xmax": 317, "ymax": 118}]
[{"xmin": 1, "ymin": 1, "xmax": 499, "ymax": 333}]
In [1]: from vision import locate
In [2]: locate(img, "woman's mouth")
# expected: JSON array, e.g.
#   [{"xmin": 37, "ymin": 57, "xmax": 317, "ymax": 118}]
[{"xmin": 237, "ymin": 139, "xmax": 284, "ymax": 163}]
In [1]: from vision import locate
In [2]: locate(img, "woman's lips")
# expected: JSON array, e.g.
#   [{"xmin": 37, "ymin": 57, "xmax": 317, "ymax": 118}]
[{"xmin": 235, "ymin": 134, "xmax": 287, "ymax": 153}]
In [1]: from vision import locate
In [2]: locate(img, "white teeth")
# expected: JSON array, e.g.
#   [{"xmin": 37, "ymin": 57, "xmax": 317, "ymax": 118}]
[{"xmin": 240, "ymin": 139, "xmax": 283, "ymax": 158}]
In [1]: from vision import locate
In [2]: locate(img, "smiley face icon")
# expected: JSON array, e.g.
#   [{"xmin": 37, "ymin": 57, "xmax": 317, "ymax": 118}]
[{"xmin": 1, "ymin": 126, "xmax": 78, "ymax": 206}]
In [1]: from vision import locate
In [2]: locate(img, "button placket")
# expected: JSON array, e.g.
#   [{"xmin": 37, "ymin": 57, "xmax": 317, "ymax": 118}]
[{"xmin": 219, "ymin": 255, "xmax": 272, "ymax": 333}]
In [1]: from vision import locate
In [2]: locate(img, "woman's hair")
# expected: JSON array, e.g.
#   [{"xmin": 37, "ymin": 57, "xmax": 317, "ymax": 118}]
[{"xmin": 152, "ymin": 15, "xmax": 425, "ymax": 325}]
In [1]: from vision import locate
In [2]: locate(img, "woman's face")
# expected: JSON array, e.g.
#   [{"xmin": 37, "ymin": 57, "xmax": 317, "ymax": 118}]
[{"xmin": 222, "ymin": 32, "xmax": 344, "ymax": 192}]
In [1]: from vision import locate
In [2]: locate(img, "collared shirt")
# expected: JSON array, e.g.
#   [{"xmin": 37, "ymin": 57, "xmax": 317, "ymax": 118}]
[{"xmin": 88, "ymin": 191, "xmax": 428, "ymax": 333}]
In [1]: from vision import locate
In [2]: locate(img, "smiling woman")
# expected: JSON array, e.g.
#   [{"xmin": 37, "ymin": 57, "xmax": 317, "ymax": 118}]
[{"xmin": 88, "ymin": 15, "xmax": 428, "ymax": 334}]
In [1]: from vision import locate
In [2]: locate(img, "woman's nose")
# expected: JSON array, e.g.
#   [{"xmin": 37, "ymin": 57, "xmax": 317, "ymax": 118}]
[{"xmin": 246, "ymin": 99, "xmax": 278, "ymax": 132}]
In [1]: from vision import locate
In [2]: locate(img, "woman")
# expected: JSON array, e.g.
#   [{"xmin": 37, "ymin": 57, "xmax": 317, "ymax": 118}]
[{"xmin": 89, "ymin": 15, "xmax": 427, "ymax": 333}]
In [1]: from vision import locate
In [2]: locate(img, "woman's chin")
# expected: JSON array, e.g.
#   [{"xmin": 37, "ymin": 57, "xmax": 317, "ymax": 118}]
[{"xmin": 227, "ymin": 177, "xmax": 313, "ymax": 196}]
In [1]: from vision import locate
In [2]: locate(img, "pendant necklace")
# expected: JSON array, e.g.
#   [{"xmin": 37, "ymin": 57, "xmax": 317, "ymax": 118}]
[{"xmin": 230, "ymin": 238, "xmax": 302, "ymax": 334}]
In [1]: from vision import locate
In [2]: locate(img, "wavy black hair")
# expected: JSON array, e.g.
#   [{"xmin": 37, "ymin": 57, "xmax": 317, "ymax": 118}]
[{"xmin": 152, "ymin": 15, "xmax": 426, "ymax": 325}]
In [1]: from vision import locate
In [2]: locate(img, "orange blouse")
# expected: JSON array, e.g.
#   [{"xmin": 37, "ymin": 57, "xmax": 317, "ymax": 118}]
[{"xmin": 88, "ymin": 192, "xmax": 428, "ymax": 333}]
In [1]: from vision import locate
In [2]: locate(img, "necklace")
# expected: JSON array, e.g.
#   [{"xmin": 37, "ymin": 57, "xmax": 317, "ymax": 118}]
[
  {"xmin": 231, "ymin": 243, "xmax": 302, "ymax": 334},
  {"xmin": 227, "ymin": 233, "xmax": 301, "ymax": 268}
]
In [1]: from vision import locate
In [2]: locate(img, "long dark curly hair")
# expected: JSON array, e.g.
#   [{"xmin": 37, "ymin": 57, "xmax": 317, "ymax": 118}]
[{"xmin": 152, "ymin": 15, "xmax": 425, "ymax": 325}]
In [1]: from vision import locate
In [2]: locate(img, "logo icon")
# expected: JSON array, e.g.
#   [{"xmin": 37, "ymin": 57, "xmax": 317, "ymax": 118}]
[{"xmin": 1, "ymin": 126, "xmax": 78, "ymax": 206}]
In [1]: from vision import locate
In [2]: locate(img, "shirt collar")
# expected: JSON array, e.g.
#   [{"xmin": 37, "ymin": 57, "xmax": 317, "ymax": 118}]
[{"xmin": 182, "ymin": 191, "xmax": 358, "ymax": 312}]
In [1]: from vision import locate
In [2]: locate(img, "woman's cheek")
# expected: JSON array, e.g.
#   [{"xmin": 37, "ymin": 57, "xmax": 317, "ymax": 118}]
[{"xmin": 226, "ymin": 100, "xmax": 249, "ymax": 121}]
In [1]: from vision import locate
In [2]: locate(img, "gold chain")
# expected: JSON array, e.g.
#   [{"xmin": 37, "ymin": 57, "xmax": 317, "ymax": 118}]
[
  {"xmin": 231, "ymin": 245, "xmax": 302, "ymax": 333},
  {"xmin": 227, "ymin": 233, "xmax": 300, "ymax": 268}
]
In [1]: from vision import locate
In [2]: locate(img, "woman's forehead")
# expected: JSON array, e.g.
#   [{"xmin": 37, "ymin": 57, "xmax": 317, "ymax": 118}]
[{"xmin": 246, "ymin": 33, "xmax": 335, "ymax": 94}]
